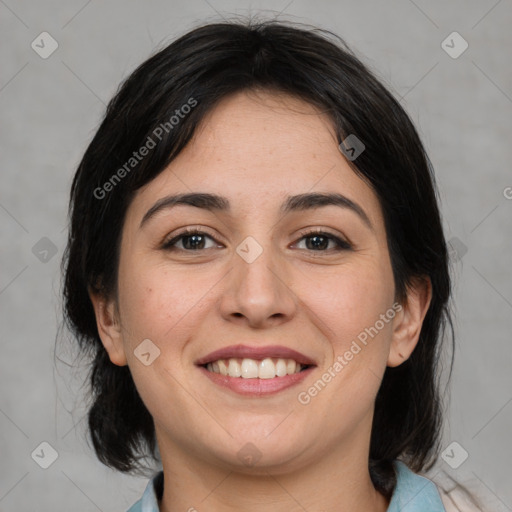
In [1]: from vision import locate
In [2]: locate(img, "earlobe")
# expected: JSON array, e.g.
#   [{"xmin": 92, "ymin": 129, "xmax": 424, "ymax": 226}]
[
  {"xmin": 88, "ymin": 288, "xmax": 127, "ymax": 366},
  {"xmin": 387, "ymin": 277, "xmax": 432, "ymax": 368}
]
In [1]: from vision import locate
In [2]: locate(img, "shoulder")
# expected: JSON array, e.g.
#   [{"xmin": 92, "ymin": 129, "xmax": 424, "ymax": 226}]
[
  {"xmin": 429, "ymin": 470, "xmax": 485, "ymax": 511},
  {"xmin": 387, "ymin": 460, "xmax": 447, "ymax": 512}
]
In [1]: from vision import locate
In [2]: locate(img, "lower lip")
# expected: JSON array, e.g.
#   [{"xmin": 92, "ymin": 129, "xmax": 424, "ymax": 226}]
[{"xmin": 197, "ymin": 365, "xmax": 315, "ymax": 396}]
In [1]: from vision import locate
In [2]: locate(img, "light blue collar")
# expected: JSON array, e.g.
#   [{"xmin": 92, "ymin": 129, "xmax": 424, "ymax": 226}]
[{"xmin": 387, "ymin": 460, "xmax": 446, "ymax": 511}]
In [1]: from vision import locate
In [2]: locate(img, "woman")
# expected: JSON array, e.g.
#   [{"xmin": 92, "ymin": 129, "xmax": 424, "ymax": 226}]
[{"xmin": 62, "ymin": 19, "xmax": 466, "ymax": 511}]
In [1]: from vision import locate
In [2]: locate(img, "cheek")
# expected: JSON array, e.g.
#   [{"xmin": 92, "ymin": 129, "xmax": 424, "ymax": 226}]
[
  {"xmin": 117, "ymin": 260, "xmax": 215, "ymax": 349},
  {"xmin": 294, "ymin": 265, "xmax": 395, "ymax": 438},
  {"xmin": 299, "ymin": 259, "xmax": 395, "ymax": 352},
  {"xmin": 116, "ymin": 263, "xmax": 211, "ymax": 416},
  {"xmin": 310, "ymin": 262, "xmax": 395, "ymax": 402}
]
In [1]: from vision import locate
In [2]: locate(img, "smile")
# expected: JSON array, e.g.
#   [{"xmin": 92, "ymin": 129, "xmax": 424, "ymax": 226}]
[
  {"xmin": 195, "ymin": 344, "xmax": 316, "ymax": 396},
  {"xmin": 204, "ymin": 357, "xmax": 308, "ymax": 379}
]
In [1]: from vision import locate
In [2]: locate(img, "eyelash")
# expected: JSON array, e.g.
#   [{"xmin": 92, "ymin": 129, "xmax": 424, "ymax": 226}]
[{"xmin": 162, "ymin": 227, "xmax": 352, "ymax": 253}]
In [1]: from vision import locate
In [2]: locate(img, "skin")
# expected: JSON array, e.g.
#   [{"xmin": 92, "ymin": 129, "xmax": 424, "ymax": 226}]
[{"xmin": 90, "ymin": 89, "xmax": 431, "ymax": 512}]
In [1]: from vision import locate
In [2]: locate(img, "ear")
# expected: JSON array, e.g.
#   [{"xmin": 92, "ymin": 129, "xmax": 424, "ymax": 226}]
[
  {"xmin": 387, "ymin": 277, "xmax": 432, "ymax": 367},
  {"xmin": 88, "ymin": 287, "xmax": 127, "ymax": 366}
]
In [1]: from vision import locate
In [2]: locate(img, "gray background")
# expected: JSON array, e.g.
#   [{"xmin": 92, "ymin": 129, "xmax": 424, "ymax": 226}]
[{"xmin": 1, "ymin": 0, "xmax": 511, "ymax": 511}]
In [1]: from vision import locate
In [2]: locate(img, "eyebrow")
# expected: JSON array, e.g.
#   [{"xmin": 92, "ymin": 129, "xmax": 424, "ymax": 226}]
[{"xmin": 139, "ymin": 192, "xmax": 373, "ymax": 230}]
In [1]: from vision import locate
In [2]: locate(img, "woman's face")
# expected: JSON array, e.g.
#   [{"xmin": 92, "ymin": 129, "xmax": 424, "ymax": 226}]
[{"xmin": 93, "ymin": 90, "xmax": 427, "ymax": 474}]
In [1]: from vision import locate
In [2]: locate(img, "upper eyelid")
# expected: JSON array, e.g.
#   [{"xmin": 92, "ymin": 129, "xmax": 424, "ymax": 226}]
[{"xmin": 164, "ymin": 226, "xmax": 220, "ymax": 243}]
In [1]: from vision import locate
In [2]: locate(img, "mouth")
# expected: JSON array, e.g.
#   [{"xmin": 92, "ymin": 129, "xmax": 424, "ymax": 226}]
[{"xmin": 195, "ymin": 344, "xmax": 316, "ymax": 396}]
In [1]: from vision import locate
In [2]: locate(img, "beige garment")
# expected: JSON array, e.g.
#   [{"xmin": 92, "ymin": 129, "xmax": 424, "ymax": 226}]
[{"xmin": 430, "ymin": 471, "xmax": 484, "ymax": 512}]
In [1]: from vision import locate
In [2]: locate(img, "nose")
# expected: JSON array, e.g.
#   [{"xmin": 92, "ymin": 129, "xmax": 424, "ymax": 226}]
[{"xmin": 219, "ymin": 240, "xmax": 297, "ymax": 329}]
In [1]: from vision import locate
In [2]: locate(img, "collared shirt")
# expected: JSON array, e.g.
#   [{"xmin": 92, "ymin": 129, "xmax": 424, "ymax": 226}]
[{"xmin": 126, "ymin": 460, "xmax": 446, "ymax": 511}]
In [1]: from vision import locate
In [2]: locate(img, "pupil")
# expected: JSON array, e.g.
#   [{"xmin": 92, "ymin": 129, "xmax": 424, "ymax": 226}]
[
  {"xmin": 307, "ymin": 235, "xmax": 328, "ymax": 250},
  {"xmin": 184, "ymin": 234, "xmax": 204, "ymax": 250}
]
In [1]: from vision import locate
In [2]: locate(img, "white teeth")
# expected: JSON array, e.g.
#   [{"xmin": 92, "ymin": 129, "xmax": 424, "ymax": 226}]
[
  {"xmin": 258, "ymin": 358, "xmax": 275, "ymax": 379},
  {"xmin": 218, "ymin": 359, "xmax": 228, "ymax": 376},
  {"xmin": 241, "ymin": 358, "xmax": 259, "ymax": 378},
  {"xmin": 275, "ymin": 359, "xmax": 288, "ymax": 377},
  {"xmin": 205, "ymin": 357, "xmax": 305, "ymax": 378},
  {"xmin": 228, "ymin": 358, "xmax": 241, "ymax": 377}
]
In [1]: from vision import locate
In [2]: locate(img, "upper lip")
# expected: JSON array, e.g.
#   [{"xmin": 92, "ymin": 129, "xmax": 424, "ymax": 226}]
[{"xmin": 195, "ymin": 344, "xmax": 317, "ymax": 366}]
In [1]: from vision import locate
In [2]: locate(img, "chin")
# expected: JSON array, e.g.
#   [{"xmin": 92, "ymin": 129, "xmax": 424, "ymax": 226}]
[{"xmin": 212, "ymin": 430, "xmax": 310, "ymax": 474}]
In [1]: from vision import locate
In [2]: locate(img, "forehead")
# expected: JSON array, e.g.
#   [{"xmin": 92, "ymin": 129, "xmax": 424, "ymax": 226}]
[
  {"xmin": 127, "ymin": 90, "xmax": 383, "ymax": 227},
  {"xmin": 182, "ymin": 90, "xmax": 341, "ymax": 185}
]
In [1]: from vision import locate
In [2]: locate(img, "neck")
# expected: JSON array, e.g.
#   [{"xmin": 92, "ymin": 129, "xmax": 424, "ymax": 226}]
[{"xmin": 155, "ymin": 430, "xmax": 390, "ymax": 512}]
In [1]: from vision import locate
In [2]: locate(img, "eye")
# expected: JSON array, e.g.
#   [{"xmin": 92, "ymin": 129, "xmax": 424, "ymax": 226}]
[
  {"xmin": 293, "ymin": 229, "xmax": 352, "ymax": 252},
  {"xmin": 162, "ymin": 228, "xmax": 222, "ymax": 252},
  {"xmin": 161, "ymin": 228, "xmax": 352, "ymax": 253}
]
